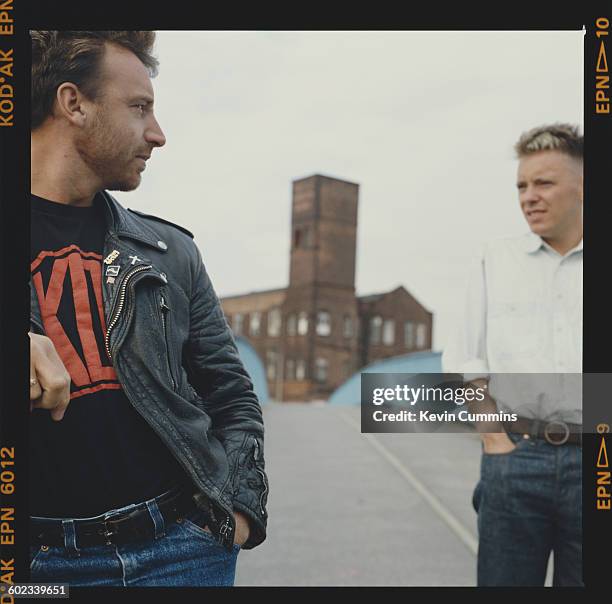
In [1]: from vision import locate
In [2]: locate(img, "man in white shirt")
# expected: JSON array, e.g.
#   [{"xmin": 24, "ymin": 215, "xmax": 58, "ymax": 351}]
[{"xmin": 443, "ymin": 123, "xmax": 583, "ymax": 586}]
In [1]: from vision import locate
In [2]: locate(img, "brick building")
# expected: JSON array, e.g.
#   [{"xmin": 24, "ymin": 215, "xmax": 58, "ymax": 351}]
[{"xmin": 220, "ymin": 174, "xmax": 433, "ymax": 401}]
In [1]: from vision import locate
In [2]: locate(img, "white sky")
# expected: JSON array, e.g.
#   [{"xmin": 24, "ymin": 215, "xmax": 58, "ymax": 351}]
[{"xmin": 119, "ymin": 30, "xmax": 584, "ymax": 351}]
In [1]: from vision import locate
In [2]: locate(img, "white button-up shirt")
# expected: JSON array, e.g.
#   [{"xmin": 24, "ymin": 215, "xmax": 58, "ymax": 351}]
[{"xmin": 442, "ymin": 232, "xmax": 582, "ymax": 424}]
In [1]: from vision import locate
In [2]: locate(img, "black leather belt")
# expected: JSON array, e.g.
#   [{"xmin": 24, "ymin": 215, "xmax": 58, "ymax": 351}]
[
  {"xmin": 503, "ymin": 417, "xmax": 582, "ymax": 445},
  {"xmin": 31, "ymin": 487, "xmax": 199, "ymax": 547}
]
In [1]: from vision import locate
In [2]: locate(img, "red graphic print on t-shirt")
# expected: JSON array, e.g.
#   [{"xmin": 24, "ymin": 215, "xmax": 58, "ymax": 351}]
[{"xmin": 31, "ymin": 244, "xmax": 122, "ymax": 399}]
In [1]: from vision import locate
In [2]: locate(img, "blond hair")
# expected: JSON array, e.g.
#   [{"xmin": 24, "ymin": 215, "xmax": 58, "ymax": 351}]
[{"xmin": 514, "ymin": 123, "xmax": 583, "ymax": 160}]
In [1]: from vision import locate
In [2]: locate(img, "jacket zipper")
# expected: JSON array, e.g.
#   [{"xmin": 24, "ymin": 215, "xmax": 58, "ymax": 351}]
[
  {"xmin": 101, "ymin": 261, "xmax": 237, "ymax": 549},
  {"xmin": 104, "ymin": 265, "xmax": 152, "ymax": 361},
  {"xmin": 160, "ymin": 293, "xmax": 176, "ymax": 391},
  {"xmin": 253, "ymin": 437, "xmax": 268, "ymax": 516}
]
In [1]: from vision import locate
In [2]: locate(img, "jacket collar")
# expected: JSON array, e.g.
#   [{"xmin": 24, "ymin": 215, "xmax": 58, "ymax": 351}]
[{"xmin": 98, "ymin": 190, "xmax": 168, "ymax": 253}]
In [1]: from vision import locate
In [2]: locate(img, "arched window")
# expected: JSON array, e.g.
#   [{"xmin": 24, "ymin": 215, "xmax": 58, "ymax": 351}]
[
  {"xmin": 233, "ymin": 313, "xmax": 243, "ymax": 335},
  {"xmin": 296, "ymin": 360, "xmax": 306, "ymax": 381},
  {"xmin": 287, "ymin": 313, "xmax": 297, "ymax": 336},
  {"xmin": 267, "ymin": 308, "xmax": 282, "ymax": 337},
  {"xmin": 416, "ymin": 323, "xmax": 427, "ymax": 349},
  {"xmin": 316, "ymin": 311, "xmax": 331, "ymax": 336},
  {"xmin": 266, "ymin": 350, "xmax": 277, "ymax": 380},
  {"xmin": 404, "ymin": 321, "xmax": 414, "ymax": 348},
  {"xmin": 250, "ymin": 312, "xmax": 261, "ymax": 337},
  {"xmin": 314, "ymin": 358, "xmax": 328, "ymax": 383},
  {"xmin": 383, "ymin": 319, "xmax": 395, "ymax": 346},
  {"xmin": 343, "ymin": 315, "xmax": 353, "ymax": 339},
  {"xmin": 297, "ymin": 312, "xmax": 309, "ymax": 335},
  {"xmin": 370, "ymin": 316, "xmax": 383, "ymax": 345}
]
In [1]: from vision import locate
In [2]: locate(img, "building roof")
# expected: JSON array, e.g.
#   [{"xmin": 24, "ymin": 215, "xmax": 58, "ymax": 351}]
[
  {"xmin": 358, "ymin": 285, "xmax": 431, "ymax": 314},
  {"xmin": 220, "ymin": 287, "xmax": 287, "ymax": 314},
  {"xmin": 358, "ymin": 293, "xmax": 385, "ymax": 304},
  {"xmin": 220, "ymin": 287, "xmax": 286, "ymax": 301},
  {"xmin": 292, "ymin": 173, "xmax": 360, "ymax": 187},
  {"xmin": 358, "ymin": 285, "xmax": 410, "ymax": 303}
]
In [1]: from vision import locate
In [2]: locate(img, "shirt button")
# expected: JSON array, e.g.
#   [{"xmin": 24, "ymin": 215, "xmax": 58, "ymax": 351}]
[{"xmin": 157, "ymin": 240, "xmax": 168, "ymax": 250}]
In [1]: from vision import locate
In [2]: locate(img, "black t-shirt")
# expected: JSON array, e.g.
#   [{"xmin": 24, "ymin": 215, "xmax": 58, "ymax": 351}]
[{"xmin": 30, "ymin": 193, "xmax": 190, "ymax": 517}]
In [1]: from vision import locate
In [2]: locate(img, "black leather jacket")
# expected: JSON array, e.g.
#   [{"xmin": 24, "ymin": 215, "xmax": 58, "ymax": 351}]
[{"xmin": 29, "ymin": 191, "xmax": 269, "ymax": 550}]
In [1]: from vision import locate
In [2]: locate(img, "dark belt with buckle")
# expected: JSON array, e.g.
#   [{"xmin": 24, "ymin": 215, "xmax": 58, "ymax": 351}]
[
  {"xmin": 503, "ymin": 417, "xmax": 582, "ymax": 445},
  {"xmin": 30, "ymin": 487, "xmax": 199, "ymax": 547}
]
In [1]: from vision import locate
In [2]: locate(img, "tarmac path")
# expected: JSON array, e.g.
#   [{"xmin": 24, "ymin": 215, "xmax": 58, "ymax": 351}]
[{"xmin": 235, "ymin": 403, "xmax": 483, "ymax": 586}]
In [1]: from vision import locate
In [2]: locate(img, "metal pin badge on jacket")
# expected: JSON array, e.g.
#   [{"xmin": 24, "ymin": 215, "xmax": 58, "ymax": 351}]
[
  {"xmin": 106, "ymin": 265, "xmax": 120, "ymax": 277},
  {"xmin": 129, "ymin": 255, "xmax": 141, "ymax": 265},
  {"xmin": 104, "ymin": 250, "xmax": 120, "ymax": 264},
  {"xmin": 106, "ymin": 277, "xmax": 116, "ymax": 284}
]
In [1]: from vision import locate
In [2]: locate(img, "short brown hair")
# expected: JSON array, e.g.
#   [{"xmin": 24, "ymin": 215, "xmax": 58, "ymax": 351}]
[
  {"xmin": 514, "ymin": 123, "xmax": 583, "ymax": 161},
  {"xmin": 31, "ymin": 31, "xmax": 159, "ymax": 130}
]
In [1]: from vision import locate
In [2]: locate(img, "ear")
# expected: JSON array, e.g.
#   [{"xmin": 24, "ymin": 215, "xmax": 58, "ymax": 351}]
[{"xmin": 55, "ymin": 82, "xmax": 88, "ymax": 126}]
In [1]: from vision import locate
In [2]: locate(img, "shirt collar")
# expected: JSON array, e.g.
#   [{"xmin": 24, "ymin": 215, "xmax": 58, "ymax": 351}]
[
  {"xmin": 523, "ymin": 232, "xmax": 545, "ymax": 254},
  {"xmin": 523, "ymin": 232, "xmax": 583, "ymax": 257},
  {"xmin": 570, "ymin": 238, "xmax": 584, "ymax": 253}
]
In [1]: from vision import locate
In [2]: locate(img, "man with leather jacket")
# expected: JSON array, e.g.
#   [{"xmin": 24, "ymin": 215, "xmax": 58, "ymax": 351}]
[{"xmin": 28, "ymin": 30, "xmax": 268, "ymax": 587}]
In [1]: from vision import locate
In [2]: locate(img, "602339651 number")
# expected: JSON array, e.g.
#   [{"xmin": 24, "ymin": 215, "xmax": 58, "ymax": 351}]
[{"xmin": 5, "ymin": 583, "xmax": 69, "ymax": 598}]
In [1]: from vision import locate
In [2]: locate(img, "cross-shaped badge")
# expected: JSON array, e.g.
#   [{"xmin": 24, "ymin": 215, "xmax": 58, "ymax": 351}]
[{"xmin": 129, "ymin": 255, "xmax": 141, "ymax": 265}]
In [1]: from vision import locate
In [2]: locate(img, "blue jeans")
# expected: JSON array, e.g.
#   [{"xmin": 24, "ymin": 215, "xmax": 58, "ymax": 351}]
[
  {"xmin": 29, "ymin": 496, "xmax": 240, "ymax": 587},
  {"xmin": 472, "ymin": 432, "xmax": 582, "ymax": 586}
]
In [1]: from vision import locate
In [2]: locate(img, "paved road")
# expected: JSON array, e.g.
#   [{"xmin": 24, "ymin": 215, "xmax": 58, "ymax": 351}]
[{"xmin": 235, "ymin": 403, "xmax": 484, "ymax": 586}]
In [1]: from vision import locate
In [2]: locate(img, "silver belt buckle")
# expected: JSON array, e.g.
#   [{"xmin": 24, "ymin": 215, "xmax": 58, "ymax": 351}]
[
  {"xmin": 543, "ymin": 420, "xmax": 570, "ymax": 445},
  {"xmin": 98, "ymin": 504, "xmax": 138, "ymax": 545}
]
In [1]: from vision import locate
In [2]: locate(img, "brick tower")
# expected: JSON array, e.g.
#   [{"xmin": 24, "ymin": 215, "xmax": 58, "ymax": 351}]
[{"xmin": 282, "ymin": 174, "xmax": 360, "ymax": 399}]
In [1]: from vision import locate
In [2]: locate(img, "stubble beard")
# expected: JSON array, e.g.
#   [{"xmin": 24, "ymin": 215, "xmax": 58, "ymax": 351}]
[{"xmin": 75, "ymin": 108, "xmax": 142, "ymax": 193}]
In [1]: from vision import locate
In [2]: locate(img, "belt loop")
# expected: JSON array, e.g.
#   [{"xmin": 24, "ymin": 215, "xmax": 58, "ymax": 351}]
[
  {"xmin": 145, "ymin": 498, "xmax": 166, "ymax": 539},
  {"xmin": 530, "ymin": 419, "xmax": 540, "ymax": 440},
  {"xmin": 61, "ymin": 520, "xmax": 80, "ymax": 557}
]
